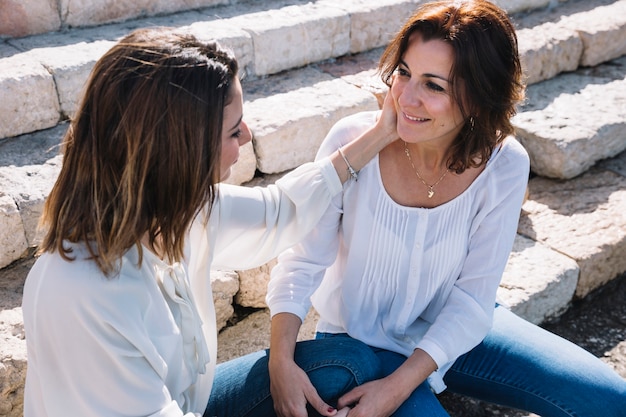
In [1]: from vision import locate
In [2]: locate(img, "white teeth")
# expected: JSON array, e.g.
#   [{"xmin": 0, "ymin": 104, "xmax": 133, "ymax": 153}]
[{"xmin": 404, "ymin": 113, "xmax": 427, "ymax": 122}]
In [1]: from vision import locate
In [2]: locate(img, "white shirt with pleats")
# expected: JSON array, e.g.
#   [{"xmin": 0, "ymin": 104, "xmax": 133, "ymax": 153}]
[{"xmin": 267, "ymin": 111, "xmax": 530, "ymax": 393}]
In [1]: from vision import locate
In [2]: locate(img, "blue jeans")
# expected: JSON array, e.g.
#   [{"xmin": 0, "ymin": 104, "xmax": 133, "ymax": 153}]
[
  {"xmin": 204, "ymin": 337, "xmax": 381, "ymax": 417},
  {"xmin": 444, "ymin": 305, "xmax": 626, "ymax": 417},
  {"xmin": 319, "ymin": 305, "xmax": 626, "ymax": 417}
]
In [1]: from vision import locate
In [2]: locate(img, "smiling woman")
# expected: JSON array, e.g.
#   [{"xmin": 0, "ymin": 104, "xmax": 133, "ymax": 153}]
[{"xmin": 266, "ymin": 1, "xmax": 626, "ymax": 416}]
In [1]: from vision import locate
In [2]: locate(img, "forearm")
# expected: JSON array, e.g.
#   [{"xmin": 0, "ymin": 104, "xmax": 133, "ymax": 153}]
[
  {"xmin": 269, "ymin": 312, "xmax": 303, "ymax": 366},
  {"xmin": 388, "ymin": 348, "xmax": 438, "ymax": 399}
]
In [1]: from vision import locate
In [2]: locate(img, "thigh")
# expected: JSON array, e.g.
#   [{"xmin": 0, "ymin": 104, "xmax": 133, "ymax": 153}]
[
  {"xmin": 206, "ymin": 337, "xmax": 382, "ymax": 417},
  {"xmin": 372, "ymin": 348, "xmax": 449, "ymax": 417},
  {"xmin": 444, "ymin": 305, "xmax": 626, "ymax": 417}
]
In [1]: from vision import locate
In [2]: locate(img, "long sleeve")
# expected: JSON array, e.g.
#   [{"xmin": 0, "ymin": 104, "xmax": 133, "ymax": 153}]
[{"xmin": 206, "ymin": 157, "xmax": 342, "ymax": 271}]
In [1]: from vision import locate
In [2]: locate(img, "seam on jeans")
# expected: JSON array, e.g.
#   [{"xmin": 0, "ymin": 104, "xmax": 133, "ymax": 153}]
[{"xmin": 446, "ymin": 368, "xmax": 578, "ymax": 417}]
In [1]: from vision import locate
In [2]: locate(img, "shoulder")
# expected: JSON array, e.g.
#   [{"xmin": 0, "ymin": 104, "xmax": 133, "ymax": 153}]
[
  {"xmin": 490, "ymin": 136, "xmax": 530, "ymax": 177},
  {"xmin": 24, "ymin": 244, "xmax": 152, "ymax": 323}
]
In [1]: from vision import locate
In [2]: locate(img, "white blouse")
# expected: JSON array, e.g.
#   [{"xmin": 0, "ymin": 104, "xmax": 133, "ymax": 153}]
[
  {"xmin": 267, "ymin": 111, "xmax": 530, "ymax": 392},
  {"xmin": 22, "ymin": 158, "xmax": 342, "ymax": 417}
]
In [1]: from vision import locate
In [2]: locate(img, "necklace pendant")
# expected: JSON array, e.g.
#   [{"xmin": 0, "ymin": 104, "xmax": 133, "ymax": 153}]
[{"xmin": 428, "ymin": 188, "xmax": 435, "ymax": 198}]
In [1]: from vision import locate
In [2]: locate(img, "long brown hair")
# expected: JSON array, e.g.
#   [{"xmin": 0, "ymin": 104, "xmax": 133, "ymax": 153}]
[
  {"xmin": 39, "ymin": 27, "xmax": 239, "ymax": 275},
  {"xmin": 380, "ymin": 0, "xmax": 524, "ymax": 173}
]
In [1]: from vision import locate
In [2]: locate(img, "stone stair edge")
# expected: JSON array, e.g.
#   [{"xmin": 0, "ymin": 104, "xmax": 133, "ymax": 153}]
[{"xmin": 1, "ymin": 0, "xmax": 625, "ymax": 141}]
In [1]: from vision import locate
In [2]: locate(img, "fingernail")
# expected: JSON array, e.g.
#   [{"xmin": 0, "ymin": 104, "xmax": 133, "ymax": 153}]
[{"xmin": 328, "ymin": 406, "xmax": 336, "ymax": 412}]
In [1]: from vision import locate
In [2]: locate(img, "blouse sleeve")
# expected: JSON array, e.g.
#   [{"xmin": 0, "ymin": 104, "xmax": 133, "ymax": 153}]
[
  {"xmin": 415, "ymin": 139, "xmax": 530, "ymax": 370},
  {"xmin": 208, "ymin": 157, "xmax": 342, "ymax": 271},
  {"xmin": 265, "ymin": 113, "xmax": 373, "ymax": 321}
]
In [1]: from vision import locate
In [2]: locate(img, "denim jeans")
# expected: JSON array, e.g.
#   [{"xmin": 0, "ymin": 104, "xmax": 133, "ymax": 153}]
[
  {"xmin": 444, "ymin": 305, "xmax": 626, "ymax": 417},
  {"xmin": 206, "ymin": 305, "xmax": 626, "ymax": 417},
  {"xmin": 204, "ymin": 336, "xmax": 381, "ymax": 417},
  {"xmin": 321, "ymin": 305, "xmax": 626, "ymax": 417}
]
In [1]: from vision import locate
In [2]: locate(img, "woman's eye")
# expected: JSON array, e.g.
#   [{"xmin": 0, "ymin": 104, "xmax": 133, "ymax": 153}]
[
  {"xmin": 427, "ymin": 81, "xmax": 445, "ymax": 92},
  {"xmin": 396, "ymin": 67, "xmax": 410, "ymax": 77},
  {"xmin": 231, "ymin": 129, "xmax": 242, "ymax": 139}
]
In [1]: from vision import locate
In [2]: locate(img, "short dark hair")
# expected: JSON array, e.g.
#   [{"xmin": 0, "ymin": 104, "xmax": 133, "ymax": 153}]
[
  {"xmin": 40, "ymin": 27, "xmax": 239, "ymax": 275},
  {"xmin": 380, "ymin": 0, "xmax": 524, "ymax": 173}
]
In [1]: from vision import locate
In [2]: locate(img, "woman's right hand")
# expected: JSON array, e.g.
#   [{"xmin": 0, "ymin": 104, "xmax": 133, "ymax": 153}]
[
  {"xmin": 375, "ymin": 84, "xmax": 399, "ymax": 144},
  {"xmin": 269, "ymin": 357, "xmax": 338, "ymax": 417}
]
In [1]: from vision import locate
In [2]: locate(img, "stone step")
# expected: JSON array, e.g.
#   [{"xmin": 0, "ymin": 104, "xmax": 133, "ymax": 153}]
[
  {"xmin": 2, "ymin": 1, "xmax": 626, "ymax": 415},
  {"xmin": 1, "ymin": 0, "xmax": 625, "ymax": 141}
]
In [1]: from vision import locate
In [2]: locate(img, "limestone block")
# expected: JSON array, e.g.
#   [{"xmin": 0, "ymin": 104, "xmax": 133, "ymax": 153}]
[
  {"xmin": 211, "ymin": 270, "xmax": 239, "ymax": 331},
  {"xmin": 0, "ymin": 0, "xmax": 60, "ymax": 38},
  {"xmin": 560, "ymin": 0, "xmax": 626, "ymax": 67},
  {"xmin": 498, "ymin": 234, "xmax": 579, "ymax": 325},
  {"xmin": 235, "ymin": 258, "xmax": 277, "ymax": 308},
  {"xmin": 513, "ymin": 56, "xmax": 626, "ymax": 179},
  {"xmin": 324, "ymin": 0, "xmax": 420, "ymax": 54},
  {"xmin": 22, "ymin": 40, "xmax": 115, "ymax": 118},
  {"xmin": 0, "ymin": 52, "xmax": 60, "ymax": 140},
  {"xmin": 492, "ymin": 0, "xmax": 551, "ymax": 15},
  {"xmin": 517, "ymin": 23, "xmax": 582, "ymax": 85},
  {"xmin": 0, "ymin": 258, "xmax": 30, "ymax": 417},
  {"xmin": 518, "ymin": 169, "xmax": 626, "ymax": 298},
  {"xmin": 230, "ymin": 3, "xmax": 350, "ymax": 76},
  {"xmin": 222, "ymin": 141, "xmax": 256, "ymax": 186},
  {"xmin": 216, "ymin": 308, "xmax": 319, "ymax": 363},
  {"xmin": 0, "ymin": 124, "xmax": 66, "ymax": 252},
  {"xmin": 600, "ymin": 148, "xmax": 626, "ymax": 178},
  {"xmin": 0, "ymin": 194, "xmax": 28, "ymax": 270},
  {"xmin": 245, "ymin": 66, "xmax": 379, "ymax": 174},
  {"xmin": 317, "ymin": 47, "xmax": 388, "ymax": 107},
  {"xmin": 59, "ymin": 0, "xmax": 227, "ymax": 29}
]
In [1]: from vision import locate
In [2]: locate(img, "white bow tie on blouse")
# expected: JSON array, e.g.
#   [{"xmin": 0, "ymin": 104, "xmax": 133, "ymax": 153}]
[{"xmin": 155, "ymin": 261, "xmax": 210, "ymax": 383}]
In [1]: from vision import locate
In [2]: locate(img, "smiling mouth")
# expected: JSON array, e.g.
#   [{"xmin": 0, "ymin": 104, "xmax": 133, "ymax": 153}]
[{"xmin": 403, "ymin": 112, "xmax": 429, "ymax": 122}]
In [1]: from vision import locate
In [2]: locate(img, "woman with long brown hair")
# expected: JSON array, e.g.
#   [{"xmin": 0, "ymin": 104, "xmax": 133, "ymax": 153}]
[{"xmin": 22, "ymin": 27, "xmax": 396, "ymax": 417}]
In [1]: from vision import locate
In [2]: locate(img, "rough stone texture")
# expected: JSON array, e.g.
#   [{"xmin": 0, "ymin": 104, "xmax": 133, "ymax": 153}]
[
  {"xmin": 59, "ymin": 0, "xmax": 227, "ymax": 30},
  {"xmin": 0, "ymin": 0, "xmax": 60, "ymax": 38},
  {"xmin": 0, "ymin": 52, "xmax": 60, "ymax": 140},
  {"xmin": 517, "ymin": 23, "xmax": 582, "ymax": 85},
  {"xmin": 228, "ymin": 3, "xmax": 350, "ymax": 77},
  {"xmin": 498, "ymin": 234, "xmax": 579, "ymax": 324},
  {"xmin": 20, "ymin": 40, "xmax": 115, "ymax": 118},
  {"xmin": 245, "ymin": 66, "xmax": 378, "ymax": 174},
  {"xmin": 518, "ymin": 168, "xmax": 626, "ymax": 298},
  {"xmin": 211, "ymin": 270, "xmax": 239, "ymax": 331},
  {"xmin": 216, "ymin": 308, "xmax": 319, "ymax": 363},
  {"xmin": 513, "ymin": 56, "xmax": 626, "ymax": 179},
  {"xmin": 492, "ymin": 0, "xmax": 552, "ymax": 15},
  {"xmin": 235, "ymin": 258, "xmax": 277, "ymax": 308},
  {"xmin": 317, "ymin": 47, "xmax": 388, "ymax": 107},
  {"xmin": 0, "ymin": 124, "xmax": 66, "ymax": 261},
  {"xmin": 559, "ymin": 0, "xmax": 626, "ymax": 67},
  {"xmin": 0, "ymin": 195, "xmax": 28, "ymax": 270},
  {"xmin": 326, "ymin": 0, "xmax": 420, "ymax": 54},
  {"xmin": 0, "ymin": 256, "xmax": 31, "ymax": 417}
]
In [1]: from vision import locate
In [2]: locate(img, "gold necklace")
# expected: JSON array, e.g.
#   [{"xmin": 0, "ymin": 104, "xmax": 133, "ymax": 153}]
[{"xmin": 403, "ymin": 141, "xmax": 449, "ymax": 199}]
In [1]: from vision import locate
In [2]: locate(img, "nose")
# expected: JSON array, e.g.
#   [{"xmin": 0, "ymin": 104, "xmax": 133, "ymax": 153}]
[
  {"xmin": 395, "ymin": 80, "xmax": 422, "ymax": 109},
  {"xmin": 239, "ymin": 120, "xmax": 252, "ymax": 146}
]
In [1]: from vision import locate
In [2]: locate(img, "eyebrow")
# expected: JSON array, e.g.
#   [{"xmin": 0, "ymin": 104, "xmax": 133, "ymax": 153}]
[{"xmin": 399, "ymin": 59, "xmax": 450, "ymax": 83}]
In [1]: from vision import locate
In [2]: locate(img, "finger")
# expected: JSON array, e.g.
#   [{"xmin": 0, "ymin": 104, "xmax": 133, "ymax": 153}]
[
  {"xmin": 337, "ymin": 387, "xmax": 363, "ymax": 409},
  {"xmin": 334, "ymin": 407, "xmax": 350, "ymax": 417}
]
